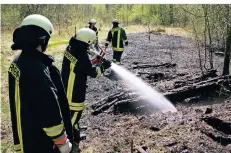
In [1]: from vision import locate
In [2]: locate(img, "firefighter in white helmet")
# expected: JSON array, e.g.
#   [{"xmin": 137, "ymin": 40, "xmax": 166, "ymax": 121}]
[
  {"xmin": 9, "ymin": 14, "xmax": 73, "ymax": 153},
  {"xmin": 88, "ymin": 19, "xmax": 98, "ymax": 35},
  {"xmin": 61, "ymin": 28, "xmax": 111, "ymax": 152},
  {"xmin": 105, "ymin": 19, "xmax": 128, "ymax": 64},
  {"xmin": 88, "ymin": 19, "xmax": 99, "ymax": 51}
]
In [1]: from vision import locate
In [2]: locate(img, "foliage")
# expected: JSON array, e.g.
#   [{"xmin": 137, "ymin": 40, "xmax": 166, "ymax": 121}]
[{"xmin": 1, "ymin": 4, "xmax": 231, "ymax": 73}]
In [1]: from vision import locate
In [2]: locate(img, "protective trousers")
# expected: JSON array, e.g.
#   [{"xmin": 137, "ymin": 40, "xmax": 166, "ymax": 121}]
[
  {"xmin": 70, "ymin": 103, "xmax": 84, "ymax": 143},
  {"xmin": 113, "ymin": 51, "xmax": 123, "ymax": 64}
]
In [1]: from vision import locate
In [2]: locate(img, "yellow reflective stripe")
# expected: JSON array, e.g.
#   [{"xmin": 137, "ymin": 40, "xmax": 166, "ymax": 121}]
[
  {"xmin": 70, "ymin": 102, "xmax": 84, "ymax": 111},
  {"xmin": 15, "ymin": 150, "xmax": 22, "ymax": 153},
  {"xmin": 117, "ymin": 29, "xmax": 121, "ymax": 49},
  {"xmin": 124, "ymin": 39, "xmax": 128, "ymax": 42},
  {"xmin": 113, "ymin": 47, "xmax": 124, "ymax": 51},
  {"xmin": 70, "ymin": 106, "xmax": 84, "ymax": 111},
  {"xmin": 14, "ymin": 144, "xmax": 21, "ymax": 151},
  {"xmin": 115, "ymin": 62, "xmax": 121, "ymax": 65},
  {"xmin": 70, "ymin": 102, "xmax": 84, "ymax": 107},
  {"xmin": 111, "ymin": 27, "xmax": 121, "ymax": 37},
  {"xmin": 67, "ymin": 63, "xmax": 76, "ymax": 103},
  {"xmin": 111, "ymin": 27, "xmax": 120, "ymax": 33},
  {"xmin": 96, "ymin": 67, "xmax": 102, "ymax": 78},
  {"xmin": 9, "ymin": 62, "xmax": 20, "ymax": 81},
  {"xmin": 15, "ymin": 80, "xmax": 24, "ymax": 152},
  {"xmin": 74, "ymin": 124, "xmax": 79, "ymax": 129},
  {"xmin": 64, "ymin": 51, "xmax": 78, "ymax": 65},
  {"xmin": 43, "ymin": 123, "xmax": 64, "ymax": 137},
  {"xmin": 71, "ymin": 112, "xmax": 78, "ymax": 126}
]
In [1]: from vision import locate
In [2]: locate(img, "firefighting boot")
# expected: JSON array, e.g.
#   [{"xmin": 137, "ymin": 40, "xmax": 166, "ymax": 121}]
[
  {"xmin": 74, "ymin": 128, "xmax": 86, "ymax": 143},
  {"xmin": 80, "ymin": 125, "xmax": 88, "ymax": 131},
  {"xmin": 80, "ymin": 133, "xmax": 87, "ymax": 141},
  {"xmin": 71, "ymin": 142, "xmax": 81, "ymax": 153}
]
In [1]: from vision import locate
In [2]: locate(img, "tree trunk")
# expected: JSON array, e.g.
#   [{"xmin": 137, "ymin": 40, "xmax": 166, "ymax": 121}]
[
  {"xmin": 192, "ymin": 19, "xmax": 204, "ymax": 75},
  {"xmin": 223, "ymin": 25, "xmax": 231, "ymax": 75},
  {"xmin": 203, "ymin": 4, "xmax": 208, "ymax": 70},
  {"xmin": 126, "ymin": 4, "xmax": 129, "ymax": 26},
  {"xmin": 169, "ymin": 4, "xmax": 174, "ymax": 25},
  {"xmin": 206, "ymin": 6, "xmax": 214, "ymax": 69}
]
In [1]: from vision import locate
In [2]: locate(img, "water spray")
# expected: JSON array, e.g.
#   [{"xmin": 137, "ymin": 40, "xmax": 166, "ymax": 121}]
[
  {"xmin": 91, "ymin": 48, "xmax": 177, "ymax": 113},
  {"xmin": 111, "ymin": 63, "xmax": 177, "ymax": 113},
  {"xmin": 47, "ymin": 41, "xmax": 177, "ymax": 113}
]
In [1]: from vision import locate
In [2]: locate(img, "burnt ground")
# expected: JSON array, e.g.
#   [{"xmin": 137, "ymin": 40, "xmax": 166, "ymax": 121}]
[{"xmin": 79, "ymin": 32, "xmax": 231, "ymax": 153}]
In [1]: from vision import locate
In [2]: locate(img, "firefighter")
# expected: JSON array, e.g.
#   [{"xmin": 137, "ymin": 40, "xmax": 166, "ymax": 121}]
[
  {"xmin": 105, "ymin": 19, "xmax": 128, "ymax": 65},
  {"xmin": 8, "ymin": 14, "xmax": 73, "ymax": 153},
  {"xmin": 88, "ymin": 19, "xmax": 99, "ymax": 51},
  {"xmin": 88, "ymin": 19, "xmax": 98, "ymax": 35},
  {"xmin": 61, "ymin": 28, "xmax": 111, "ymax": 151}
]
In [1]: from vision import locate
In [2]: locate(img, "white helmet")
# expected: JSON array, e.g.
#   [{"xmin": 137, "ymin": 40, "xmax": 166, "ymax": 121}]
[
  {"xmin": 21, "ymin": 14, "xmax": 54, "ymax": 36},
  {"xmin": 75, "ymin": 28, "xmax": 96, "ymax": 44},
  {"xmin": 89, "ymin": 19, "xmax": 97, "ymax": 24},
  {"xmin": 112, "ymin": 19, "xmax": 119, "ymax": 24}
]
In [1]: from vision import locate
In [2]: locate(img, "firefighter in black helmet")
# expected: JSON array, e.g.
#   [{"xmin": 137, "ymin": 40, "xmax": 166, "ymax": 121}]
[
  {"xmin": 61, "ymin": 28, "xmax": 111, "ymax": 151},
  {"xmin": 8, "ymin": 14, "xmax": 73, "ymax": 153},
  {"xmin": 105, "ymin": 19, "xmax": 128, "ymax": 64}
]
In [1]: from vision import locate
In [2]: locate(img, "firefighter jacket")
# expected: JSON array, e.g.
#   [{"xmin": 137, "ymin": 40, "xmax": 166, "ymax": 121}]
[
  {"xmin": 88, "ymin": 25, "xmax": 99, "ymax": 49},
  {"xmin": 61, "ymin": 37, "xmax": 103, "ymax": 114},
  {"xmin": 89, "ymin": 25, "xmax": 98, "ymax": 36},
  {"xmin": 8, "ymin": 48, "xmax": 73, "ymax": 153},
  {"xmin": 106, "ymin": 26, "xmax": 128, "ymax": 51}
]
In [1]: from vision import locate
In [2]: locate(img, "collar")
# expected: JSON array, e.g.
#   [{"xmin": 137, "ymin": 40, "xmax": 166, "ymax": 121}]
[{"xmin": 22, "ymin": 48, "xmax": 54, "ymax": 66}]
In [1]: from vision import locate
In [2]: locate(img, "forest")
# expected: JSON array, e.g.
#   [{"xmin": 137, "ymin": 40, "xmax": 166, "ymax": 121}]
[{"xmin": 1, "ymin": 4, "xmax": 231, "ymax": 153}]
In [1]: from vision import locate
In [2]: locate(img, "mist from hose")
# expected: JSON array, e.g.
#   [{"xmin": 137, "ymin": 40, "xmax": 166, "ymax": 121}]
[
  {"xmin": 110, "ymin": 63, "xmax": 177, "ymax": 113},
  {"xmin": 90, "ymin": 48, "xmax": 176, "ymax": 112}
]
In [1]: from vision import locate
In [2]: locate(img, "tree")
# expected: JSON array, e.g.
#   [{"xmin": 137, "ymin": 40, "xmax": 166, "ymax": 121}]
[
  {"xmin": 223, "ymin": 25, "xmax": 231, "ymax": 75},
  {"xmin": 169, "ymin": 4, "xmax": 174, "ymax": 25}
]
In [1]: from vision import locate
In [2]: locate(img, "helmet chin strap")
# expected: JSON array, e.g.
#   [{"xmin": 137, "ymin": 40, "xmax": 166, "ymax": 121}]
[
  {"xmin": 37, "ymin": 38, "xmax": 49, "ymax": 52},
  {"xmin": 36, "ymin": 45, "xmax": 43, "ymax": 52}
]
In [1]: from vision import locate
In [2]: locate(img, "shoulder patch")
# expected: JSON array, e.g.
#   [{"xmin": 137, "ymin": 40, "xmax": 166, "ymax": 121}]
[
  {"xmin": 9, "ymin": 62, "xmax": 21, "ymax": 81},
  {"xmin": 64, "ymin": 51, "xmax": 78, "ymax": 65}
]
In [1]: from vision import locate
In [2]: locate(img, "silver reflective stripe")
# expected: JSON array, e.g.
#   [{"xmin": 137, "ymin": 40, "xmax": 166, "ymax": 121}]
[{"xmin": 43, "ymin": 123, "xmax": 64, "ymax": 137}]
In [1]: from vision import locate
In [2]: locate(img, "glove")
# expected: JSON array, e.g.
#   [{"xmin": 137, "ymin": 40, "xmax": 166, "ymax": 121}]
[
  {"xmin": 125, "ymin": 41, "xmax": 128, "ymax": 46},
  {"xmin": 105, "ymin": 42, "xmax": 109, "ymax": 47},
  {"xmin": 57, "ymin": 138, "xmax": 72, "ymax": 153},
  {"xmin": 87, "ymin": 49, "xmax": 95, "ymax": 56},
  {"xmin": 96, "ymin": 55, "xmax": 101, "ymax": 59},
  {"xmin": 101, "ymin": 59, "xmax": 111, "ymax": 70}
]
